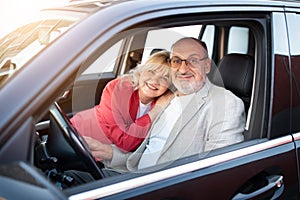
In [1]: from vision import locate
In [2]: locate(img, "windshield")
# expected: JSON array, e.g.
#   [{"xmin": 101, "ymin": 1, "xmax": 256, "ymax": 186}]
[{"xmin": 0, "ymin": 10, "xmax": 85, "ymax": 87}]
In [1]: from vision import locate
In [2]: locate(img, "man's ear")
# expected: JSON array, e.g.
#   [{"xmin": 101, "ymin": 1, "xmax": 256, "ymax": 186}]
[{"xmin": 204, "ymin": 59, "xmax": 211, "ymax": 74}]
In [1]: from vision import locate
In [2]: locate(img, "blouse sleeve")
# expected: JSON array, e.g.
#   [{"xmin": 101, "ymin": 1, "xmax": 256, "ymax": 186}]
[{"xmin": 95, "ymin": 78, "xmax": 151, "ymax": 152}]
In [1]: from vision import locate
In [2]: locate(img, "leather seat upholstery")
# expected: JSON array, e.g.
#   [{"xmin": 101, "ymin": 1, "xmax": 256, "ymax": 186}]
[{"xmin": 210, "ymin": 53, "xmax": 254, "ymax": 112}]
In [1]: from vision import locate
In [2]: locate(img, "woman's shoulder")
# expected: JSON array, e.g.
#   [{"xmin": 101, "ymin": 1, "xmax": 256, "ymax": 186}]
[{"xmin": 107, "ymin": 77, "xmax": 134, "ymax": 91}]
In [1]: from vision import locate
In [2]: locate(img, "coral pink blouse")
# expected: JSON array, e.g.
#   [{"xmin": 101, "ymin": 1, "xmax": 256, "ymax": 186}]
[{"xmin": 71, "ymin": 78, "xmax": 154, "ymax": 152}]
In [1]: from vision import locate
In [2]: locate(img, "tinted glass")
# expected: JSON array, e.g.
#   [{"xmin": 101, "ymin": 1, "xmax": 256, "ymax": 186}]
[
  {"xmin": 271, "ymin": 12, "xmax": 291, "ymax": 137},
  {"xmin": 286, "ymin": 13, "xmax": 300, "ymax": 133}
]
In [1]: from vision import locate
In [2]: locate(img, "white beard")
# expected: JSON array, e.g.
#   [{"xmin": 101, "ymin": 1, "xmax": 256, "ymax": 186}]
[
  {"xmin": 173, "ymin": 80, "xmax": 196, "ymax": 95},
  {"xmin": 173, "ymin": 78, "xmax": 206, "ymax": 95}
]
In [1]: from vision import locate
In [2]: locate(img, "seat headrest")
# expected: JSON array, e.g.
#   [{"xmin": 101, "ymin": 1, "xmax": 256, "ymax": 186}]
[{"xmin": 211, "ymin": 53, "xmax": 254, "ymax": 97}]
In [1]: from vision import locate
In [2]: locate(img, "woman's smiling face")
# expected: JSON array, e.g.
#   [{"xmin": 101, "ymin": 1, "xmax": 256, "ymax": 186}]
[{"xmin": 138, "ymin": 66, "xmax": 170, "ymax": 104}]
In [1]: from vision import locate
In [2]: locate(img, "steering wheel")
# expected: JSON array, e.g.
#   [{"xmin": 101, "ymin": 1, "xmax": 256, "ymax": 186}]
[{"xmin": 46, "ymin": 102, "xmax": 104, "ymax": 180}]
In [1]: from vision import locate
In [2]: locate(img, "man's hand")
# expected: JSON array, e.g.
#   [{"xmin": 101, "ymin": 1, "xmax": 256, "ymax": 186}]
[{"xmin": 83, "ymin": 136, "xmax": 113, "ymax": 160}]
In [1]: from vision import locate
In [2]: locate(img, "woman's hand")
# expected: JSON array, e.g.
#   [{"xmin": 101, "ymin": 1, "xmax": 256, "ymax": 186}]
[{"xmin": 83, "ymin": 136, "xmax": 113, "ymax": 160}]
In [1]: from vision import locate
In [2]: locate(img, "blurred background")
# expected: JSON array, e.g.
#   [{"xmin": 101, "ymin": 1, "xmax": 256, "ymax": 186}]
[{"xmin": 0, "ymin": 0, "xmax": 69, "ymax": 38}]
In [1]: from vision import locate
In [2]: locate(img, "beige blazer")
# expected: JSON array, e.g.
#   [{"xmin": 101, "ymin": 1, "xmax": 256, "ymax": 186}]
[{"xmin": 106, "ymin": 80, "xmax": 245, "ymax": 172}]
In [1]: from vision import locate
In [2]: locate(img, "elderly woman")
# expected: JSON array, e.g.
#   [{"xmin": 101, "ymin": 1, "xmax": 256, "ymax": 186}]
[{"xmin": 71, "ymin": 51, "xmax": 173, "ymax": 152}]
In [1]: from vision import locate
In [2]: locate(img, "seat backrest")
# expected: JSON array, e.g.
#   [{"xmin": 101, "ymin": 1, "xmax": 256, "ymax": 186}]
[{"xmin": 210, "ymin": 53, "xmax": 254, "ymax": 112}]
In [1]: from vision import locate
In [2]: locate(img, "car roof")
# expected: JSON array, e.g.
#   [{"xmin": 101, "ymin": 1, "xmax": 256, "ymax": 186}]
[
  {"xmin": 41, "ymin": 0, "xmax": 132, "ymax": 14},
  {"xmin": 42, "ymin": 0, "xmax": 300, "ymax": 16}
]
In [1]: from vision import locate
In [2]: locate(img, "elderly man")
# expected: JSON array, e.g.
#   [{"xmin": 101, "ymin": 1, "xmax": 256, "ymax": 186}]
[{"xmin": 84, "ymin": 37, "xmax": 245, "ymax": 172}]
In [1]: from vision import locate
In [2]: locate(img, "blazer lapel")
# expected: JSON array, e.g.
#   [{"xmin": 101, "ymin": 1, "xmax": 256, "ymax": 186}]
[{"xmin": 160, "ymin": 82, "xmax": 210, "ymax": 155}]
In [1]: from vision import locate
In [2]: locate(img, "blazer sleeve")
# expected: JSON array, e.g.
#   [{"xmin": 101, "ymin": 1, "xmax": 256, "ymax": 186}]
[
  {"xmin": 204, "ymin": 90, "xmax": 245, "ymax": 151},
  {"xmin": 95, "ymin": 78, "xmax": 151, "ymax": 152},
  {"xmin": 104, "ymin": 138, "xmax": 148, "ymax": 172},
  {"xmin": 102, "ymin": 145, "xmax": 132, "ymax": 172}
]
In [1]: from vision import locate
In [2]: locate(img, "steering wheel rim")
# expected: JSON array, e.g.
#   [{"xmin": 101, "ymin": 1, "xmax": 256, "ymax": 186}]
[{"xmin": 47, "ymin": 102, "xmax": 104, "ymax": 180}]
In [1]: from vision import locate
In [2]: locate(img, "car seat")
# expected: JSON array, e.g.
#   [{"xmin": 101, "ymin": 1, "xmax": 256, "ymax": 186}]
[{"xmin": 210, "ymin": 53, "xmax": 254, "ymax": 113}]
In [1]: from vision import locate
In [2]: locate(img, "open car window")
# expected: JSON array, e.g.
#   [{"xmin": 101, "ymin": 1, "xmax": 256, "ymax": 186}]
[{"xmin": 66, "ymin": 16, "xmax": 263, "ymax": 176}]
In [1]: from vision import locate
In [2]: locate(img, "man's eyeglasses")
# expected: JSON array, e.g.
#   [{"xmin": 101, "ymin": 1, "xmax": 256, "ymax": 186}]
[{"xmin": 169, "ymin": 56, "xmax": 208, "ymax": 69}]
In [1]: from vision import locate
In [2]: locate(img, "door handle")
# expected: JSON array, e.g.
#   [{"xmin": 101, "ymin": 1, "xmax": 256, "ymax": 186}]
[{"xmin": 232, "ymin": 175, "xmax": 284, "ymax": 200}]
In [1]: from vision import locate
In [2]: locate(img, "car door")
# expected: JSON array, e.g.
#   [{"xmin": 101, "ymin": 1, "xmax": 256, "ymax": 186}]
[
  {"xmin": 1, "ymin": 1, "xmax": 299, "ymax": 200},
  {"xmin": 65, "ymin": 3, "xmax": 299, "ymax": 200},
  {"xmin": 286, "ymin": 7, "xmax": 300, "ymax": 194}
]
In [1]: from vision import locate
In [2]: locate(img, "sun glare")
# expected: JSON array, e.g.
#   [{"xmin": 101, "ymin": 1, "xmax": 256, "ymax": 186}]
[{"xmin": 1, "ymin": 0, "xmax": 69, "ymax": 38}]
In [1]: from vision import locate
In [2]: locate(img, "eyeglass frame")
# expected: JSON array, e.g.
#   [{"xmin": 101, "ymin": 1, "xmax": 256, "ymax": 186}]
[{"xmin": 168, "ymin": 56, "xmax": 208, "ymax": 69}]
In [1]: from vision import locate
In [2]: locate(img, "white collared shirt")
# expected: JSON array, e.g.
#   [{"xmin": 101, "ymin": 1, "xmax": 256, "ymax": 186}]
[
  {"xmin": 136, "ymin": 101, "xmax": 152, "ymax": 119},
  {"xmin": 138, "ymin": 93, "xmax": 195, "ymax": 169}
]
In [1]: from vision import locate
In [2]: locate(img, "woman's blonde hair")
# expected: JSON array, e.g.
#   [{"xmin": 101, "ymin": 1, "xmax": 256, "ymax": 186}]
[{"xmin": 124, "ymin": 51, "xmax": 171, "ymax": 88}]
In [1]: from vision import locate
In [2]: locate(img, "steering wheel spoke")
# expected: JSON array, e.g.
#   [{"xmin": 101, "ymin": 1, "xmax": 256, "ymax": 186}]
[{"xmin": 46, "ymin": 102, "xmax": 104, "ymax": 180}]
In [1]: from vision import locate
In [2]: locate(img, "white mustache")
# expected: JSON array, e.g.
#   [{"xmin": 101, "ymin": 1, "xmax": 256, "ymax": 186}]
[{"xmin": 175, "ymin": 72, "xmax": 194, "ymax": 77}]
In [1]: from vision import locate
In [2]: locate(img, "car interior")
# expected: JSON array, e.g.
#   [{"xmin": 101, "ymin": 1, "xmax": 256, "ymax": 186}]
[
  {"xmin": 209, "ymin": 53, "xmax": 255, "ymax": 116},
  {"xmin": 32, "ymin": 14, "xmax": 271, "ymax": 189}
]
